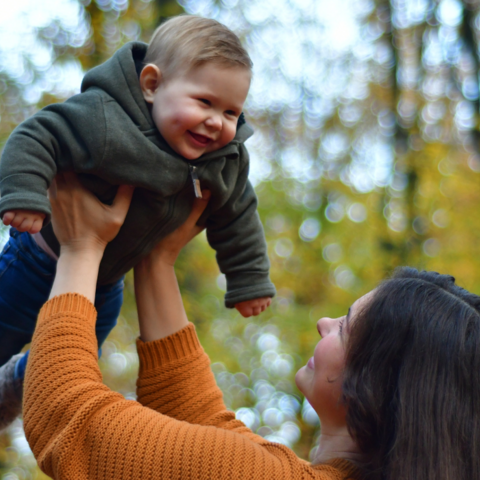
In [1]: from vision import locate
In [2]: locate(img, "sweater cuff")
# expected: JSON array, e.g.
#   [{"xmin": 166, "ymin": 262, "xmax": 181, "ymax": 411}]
[
  {"xmin": 38, "ymin": 293, "xmax": 97, "ymax": 325},
  {"xmin": 137, "ymin": 323, "xmax": 202, "ymax": 372}
]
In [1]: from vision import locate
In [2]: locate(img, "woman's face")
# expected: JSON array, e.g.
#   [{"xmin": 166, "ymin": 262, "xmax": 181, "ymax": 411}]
[{"xmin": 295, "ymin": 291, "xmax": 373, "ymax": 429}]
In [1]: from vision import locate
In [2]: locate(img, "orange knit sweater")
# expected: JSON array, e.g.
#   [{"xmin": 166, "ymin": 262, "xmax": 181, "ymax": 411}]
[{"xmin": 23, "ymin": 294, "xmax": 362, "ymax": 480}]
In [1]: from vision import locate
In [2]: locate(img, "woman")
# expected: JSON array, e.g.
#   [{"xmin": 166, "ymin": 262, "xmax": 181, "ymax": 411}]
[{"xmin": 22, "ymin": 174, "xmax": 480, "ymax": 479}]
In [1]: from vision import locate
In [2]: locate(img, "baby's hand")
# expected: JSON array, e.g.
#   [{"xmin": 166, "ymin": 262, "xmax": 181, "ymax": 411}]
[
  {"xmin": 3, "ymin": 210, "xmax": 46, "ymax": 234},
  {"xmin": 235, "ymin": 297, "xmax": 272, "ymax": 318}
]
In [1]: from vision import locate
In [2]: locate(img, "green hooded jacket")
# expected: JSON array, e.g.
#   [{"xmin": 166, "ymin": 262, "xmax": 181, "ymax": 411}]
[{"xmin": 0, "ymin": 42, "xmax": 275, "ymax": 307}]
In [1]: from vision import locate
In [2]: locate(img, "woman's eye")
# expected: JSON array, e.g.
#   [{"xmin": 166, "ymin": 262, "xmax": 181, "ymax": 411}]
[
  {"xmin": 339, "ymin": 320, "xmax": 344, "ymax": 335},
  {"xmin": 199, "ymin": 98, "xmax": 211, "ymax": 105}
]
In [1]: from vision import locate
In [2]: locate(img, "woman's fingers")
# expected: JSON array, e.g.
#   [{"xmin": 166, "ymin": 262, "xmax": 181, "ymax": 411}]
[
  {"xmin": 138, "ymin": 189, "xmax": 212, "ymax": 267},
  {"xmin": 48, "ymin": 172, "xmax": 135, "ymax": 250},
  {"xmin": 52, "ymin": 172, "xmax": 99, "ymax": 204},
  {"xmin": 51, "ymin": 172, "xmax": 75, "ymax": 197},
  {"xmin": 185, "ymin": 190, "xmax": 210, "ymax": 229},
  {"xmin": 111, "ymin": 185, "xmax": 135, "ymax": 223},
  {"xmin": 48, "ymin": 177, "xmax": 57, "ymax": 201},
  {"xmin": 60, "ymin": 171, "xmax": 82, "ymax": 188},
  {"xmin": 171, "ymin": 190, "xmax": 211, "ymax": 241},
  {"xmin": 184, "ymin": 190, "xmax": 211, "ymax": 235}
]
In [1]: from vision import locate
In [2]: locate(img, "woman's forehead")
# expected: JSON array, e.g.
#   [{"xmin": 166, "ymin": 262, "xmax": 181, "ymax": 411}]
[{"xmin": 350, "ymin": 290, "xmax": 375, "ymax": 316}]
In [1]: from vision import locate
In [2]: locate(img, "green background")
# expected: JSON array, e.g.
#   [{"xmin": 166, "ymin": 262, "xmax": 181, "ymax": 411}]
[{"xmin": 1, "ymin": 0, "xmax": 480, "ymax": 477}]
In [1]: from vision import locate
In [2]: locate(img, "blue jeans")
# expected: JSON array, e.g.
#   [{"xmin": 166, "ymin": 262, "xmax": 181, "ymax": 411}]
[{"xmin": 0, "ymin": 228, "xmax": 124, "ymax": 378}]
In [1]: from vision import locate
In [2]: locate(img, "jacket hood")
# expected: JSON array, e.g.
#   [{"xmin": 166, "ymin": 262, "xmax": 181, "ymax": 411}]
[
  {"xmin": 80, "ymin": 41, "xmax": 253, "ymax": 158},
  {"xmin": 82, "ymin": 42, "xmax": 153, "ymax": 131}
]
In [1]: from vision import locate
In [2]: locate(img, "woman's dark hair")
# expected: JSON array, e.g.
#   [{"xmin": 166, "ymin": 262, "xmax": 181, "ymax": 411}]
[{"xmin": 342, "ymin": 267, "xmax": 480, "ymax": 480}]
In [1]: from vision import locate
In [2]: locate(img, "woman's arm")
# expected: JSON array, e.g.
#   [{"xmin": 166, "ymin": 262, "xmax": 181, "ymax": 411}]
[
  {"xmin": 134, "ymin": 261, "xmax": 188, "ymax": 340},
  {"xmin": 25, "ymin": 293, "xmax": 329, "ymax": 480},
  {"xmin": 133, "ymin": 191, "xmax": 230, "ymax": 423},
  {"xmin": 133, "ymin": 191, "xmax": 209, "ymax": 342},
  {"xmin": 23, "ymin": 176, "xmax": 353, "ymax": 480}
]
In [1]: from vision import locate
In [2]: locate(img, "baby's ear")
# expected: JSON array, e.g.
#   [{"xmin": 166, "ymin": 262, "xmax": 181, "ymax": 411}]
[{"xmin": 139, "ymin": 64, "xmax": 162, "ymax": 103}]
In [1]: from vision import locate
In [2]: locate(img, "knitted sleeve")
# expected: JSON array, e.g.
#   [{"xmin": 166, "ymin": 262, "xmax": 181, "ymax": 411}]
[
  {"xmin": 136, "ymin": 324, "xmax": 230, "ymax": 426},
  {"xmin": 136, "ymin": 323, "xmax": 271, "ymax": 439},
  {"xmin": 23, "ymin": 294, "xmax": 359, "ymax": 480}
]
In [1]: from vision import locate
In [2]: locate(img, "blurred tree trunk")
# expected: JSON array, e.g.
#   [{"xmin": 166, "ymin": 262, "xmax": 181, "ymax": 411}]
[
  {"xmin": 460, "ymin": 0, "xmax": 480, "ymax": 150},
  {"xmin": 79, "ymin": 0, "xmax": 185, "ymax": 69}
]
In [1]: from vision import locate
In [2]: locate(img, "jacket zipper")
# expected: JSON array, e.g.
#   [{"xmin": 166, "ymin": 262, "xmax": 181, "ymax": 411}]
[
  {"xmin": 101, "ymin": 166, "xmax": 195, "ymax": 282},
  {"xmin": 189, "ymin": 164, "xmax": 203, "ymax": 198}
]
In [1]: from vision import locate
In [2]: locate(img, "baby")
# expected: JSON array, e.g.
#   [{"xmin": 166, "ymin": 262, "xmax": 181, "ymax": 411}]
[{"xmin": 0, "ymin": 15, "xmax": 275, "ymax": 429}]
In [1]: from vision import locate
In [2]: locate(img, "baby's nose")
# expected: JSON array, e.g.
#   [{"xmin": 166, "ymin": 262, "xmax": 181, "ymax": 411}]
[{"xmin": 205, "ymin": 115, "xmax": 222, "ymax": 130}]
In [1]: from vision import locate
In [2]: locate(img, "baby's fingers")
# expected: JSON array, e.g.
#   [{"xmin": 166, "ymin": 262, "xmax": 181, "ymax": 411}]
[
  {"xmin": 9, "ymin": 214, "xmax": 26, "ymax": 230},
  {"xmin": 237, "ymin": 304, "xmax": 253, "ymax": 318},
  {"xmin": 2, "ymin": 212, "xmax": 14, "ymax": 226},
  {"xmin": 30, "ymin": 218, "xmax": 44, "ymax": 234},
  {"xmin": 18, "ymin": 217, "xmax": 34, "ymax": 233}
]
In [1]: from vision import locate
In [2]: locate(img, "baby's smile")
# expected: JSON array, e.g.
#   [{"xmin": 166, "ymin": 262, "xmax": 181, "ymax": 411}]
[{"xmin": 187, "ymin": 131, "xmax": 213, "ymax": 147}]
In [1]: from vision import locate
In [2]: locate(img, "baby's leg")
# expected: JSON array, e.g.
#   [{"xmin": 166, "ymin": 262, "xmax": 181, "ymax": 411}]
[
  {"xmin": 0, "ymin": 235, "xmax": 124, "ymax": 430},
  {"xmin": 0, "ymin": 228, "xmax": 56, "ymax": 430},
  {"xmin": 13, "ymin": 275, "xmax": 126, "ymax": 380},
  {"xmin": 0, "ymin": 229, "xmax": 56, "ymax": 366}
]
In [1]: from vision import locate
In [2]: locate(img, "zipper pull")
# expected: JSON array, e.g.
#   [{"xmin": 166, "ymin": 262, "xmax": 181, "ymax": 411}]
[{"xmin": 189, "ymin": 165, "xmax": 203, "ymax": 199}]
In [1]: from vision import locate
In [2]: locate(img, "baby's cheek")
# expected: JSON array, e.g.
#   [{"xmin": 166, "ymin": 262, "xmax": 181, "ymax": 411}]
[
  {"xmin": 176, "ymin": 106, "xmax": 201, "ymax": 126},
  {"xmin": 214, "ymin": 130, "xmax": 235, "ymax": 151},
  {"xmin": 224, "ymin": 125, "xmax": 237, "ymax": 143}
]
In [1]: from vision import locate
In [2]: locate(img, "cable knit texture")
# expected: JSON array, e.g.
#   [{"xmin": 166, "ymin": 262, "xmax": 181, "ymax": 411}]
[{"xmin": 23, "ymin": 293, "xmax": 362, "ymax": 479}]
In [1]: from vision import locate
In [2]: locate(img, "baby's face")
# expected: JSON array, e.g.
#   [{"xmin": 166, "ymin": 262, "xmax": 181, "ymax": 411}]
[{"xmin": 144, "ymin": 63, "xmax": 251, "ymax": 160}]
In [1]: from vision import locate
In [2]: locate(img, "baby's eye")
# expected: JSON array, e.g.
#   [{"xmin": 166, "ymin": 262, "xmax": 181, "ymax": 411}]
[
  {"xmin": 225, "ymin": 110, "xmax": 238, "ymax": 117},
  {"xmin": 199, "ymin": 98, "xmax": 211, "ymax": 106}
]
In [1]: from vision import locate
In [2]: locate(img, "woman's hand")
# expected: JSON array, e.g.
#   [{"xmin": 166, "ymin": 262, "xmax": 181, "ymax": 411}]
[
  {"xmin": 134, "ymin": 191, "xmax": 210, "ymax": 342},
  {"xmin": 50, "ymin": 172, "xmax": 134, "ymax": 255},
  {"xmin": 48, "ymin": 173, "xmax": 134, "ymax": 302},
  {"xmin": 143, "ymin": 190, "xmax": 211, "ymax": 267}
]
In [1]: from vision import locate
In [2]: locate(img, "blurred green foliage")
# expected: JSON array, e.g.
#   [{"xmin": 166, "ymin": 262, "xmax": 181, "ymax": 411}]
[{"xmin": 2, "ymin": 0, "xmax": 480, "ymax": 476}]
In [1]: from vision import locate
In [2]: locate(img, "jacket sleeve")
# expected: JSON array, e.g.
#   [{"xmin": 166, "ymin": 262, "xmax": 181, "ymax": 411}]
[
  {"xmin": 0, "ymin": 91, "xmax": 106, "ymax": 224},
  {"xmin": 23, "ymin": 294, "xmax": 347, "ymax": 480},
  {"xmin": 205, "ymin": 144, "xmax": 276, "ymax": 308}
]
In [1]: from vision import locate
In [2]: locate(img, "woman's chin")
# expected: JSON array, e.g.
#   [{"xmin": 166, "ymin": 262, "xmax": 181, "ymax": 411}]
[{"xmin": 295, "ymin": 366, "xmax": 310, "ymax": 397}]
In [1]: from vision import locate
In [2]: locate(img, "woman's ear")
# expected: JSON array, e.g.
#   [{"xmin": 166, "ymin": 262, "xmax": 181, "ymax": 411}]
[{"xmin": 139, "ymin": 64, "xmax": 162, "ymax": 103}]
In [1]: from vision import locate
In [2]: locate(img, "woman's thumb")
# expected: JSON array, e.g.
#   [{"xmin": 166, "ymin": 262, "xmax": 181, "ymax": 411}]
[
  {"xmin": 112, "ymin": 185, "xmax": 135, "ymax": 218},
  {"xmin": 190, "ymin": 190, "xmax": 210, "ymax": 220}
]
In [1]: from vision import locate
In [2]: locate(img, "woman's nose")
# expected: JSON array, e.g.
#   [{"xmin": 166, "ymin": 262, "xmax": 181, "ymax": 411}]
[
  {"xmin": 317, "ymin": 317, "xmax": 331, "ymax": 337},
  {"xmin": 317, "ymin": 316, "xmax": 341, "ymax": 337}
]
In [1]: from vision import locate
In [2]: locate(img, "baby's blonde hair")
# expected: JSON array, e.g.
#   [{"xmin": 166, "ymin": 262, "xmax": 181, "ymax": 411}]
[{"xmin": 144, "ymin": 15, "xmax": 252, "ymax": 80}]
